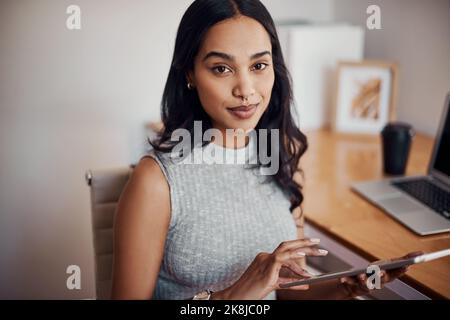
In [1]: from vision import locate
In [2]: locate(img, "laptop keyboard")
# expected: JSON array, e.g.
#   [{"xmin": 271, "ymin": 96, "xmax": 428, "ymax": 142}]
[{"xmin": 392, "ymin": 179, "xmax": 450, "ymax": 219}]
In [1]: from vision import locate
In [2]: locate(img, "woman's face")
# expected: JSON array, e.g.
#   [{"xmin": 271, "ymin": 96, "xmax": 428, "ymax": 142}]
[{"xmin": 188, "ymin": 15, "xmax": 275, "ymax": 142}]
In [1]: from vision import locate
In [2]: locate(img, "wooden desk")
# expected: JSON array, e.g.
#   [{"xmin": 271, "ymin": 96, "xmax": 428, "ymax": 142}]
[{"xmin": 301, "ymin": 128, "xmax": 450, "ymax": 299}]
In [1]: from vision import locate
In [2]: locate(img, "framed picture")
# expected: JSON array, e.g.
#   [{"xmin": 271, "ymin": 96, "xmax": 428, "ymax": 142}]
[{"xmin": 332, "ymin": 60, "xmax": 398, "ymax": 134}]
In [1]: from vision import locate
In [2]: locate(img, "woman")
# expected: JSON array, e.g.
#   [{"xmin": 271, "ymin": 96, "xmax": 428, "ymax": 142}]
[{"xmin": 111, "ymin": 0, "xmax": 412, "ymax": 300}]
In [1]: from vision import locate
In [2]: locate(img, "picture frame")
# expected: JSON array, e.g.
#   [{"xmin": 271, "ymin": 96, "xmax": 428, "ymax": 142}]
[{"xmin": 332, "ymin": 60, "xmax": 398, "ymax": 134}]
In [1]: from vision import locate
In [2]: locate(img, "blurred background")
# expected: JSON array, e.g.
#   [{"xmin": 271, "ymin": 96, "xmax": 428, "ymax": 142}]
[{"xmin": 0, "ymin": 0, "xmax": 449, "ymax": 299}]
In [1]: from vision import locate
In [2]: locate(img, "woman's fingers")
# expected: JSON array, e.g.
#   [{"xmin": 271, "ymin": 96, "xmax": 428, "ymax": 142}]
[
  {"xmin": 277, "ymin": 277, "xmax": 310, "ymax": 290},
  {"xmin": 341, "ymin": 264, "xmax": 410, "ymax": 297},
  {"xmin": 341, "ymin": 276, "xmax": 357, "ymax": 286},
  {"xmin": 340, "ymin": 277, "xmax": 358, "ymax": 297},
  {"xmin": 263, "ymin": 239, "xmax": 328, "ymax": 292},
  {"xmin": 293, "ymin": 247, "xmax": 329, "ymax": 257},
  {"xmin": 383, "ymin": 266, "xmax": 408, "ymax": 283},
  {"xmin": 357, "ymin": 273, "xmax": 367, "ymax": 286},
  {"xmin": 275, "ymin": 238, "xmax": 321, "ymax": 253},
  {"xmin": 379, "ymin": 270, "xmax": 388, "ymax": 284},
  {"xmin": 271, "ymin": 239, "xmax": 327, "ymax": 265},
  {"xmin": 341, "ymin": 274, "xmax": 372, "ymax": 296},
  {"xmin": 281, "ymin": 261, "xmax": 313, "ymax": 279},
  {"xmin": 273, "ymin": 247, "xmax": 328, "ymax": 264},
  {"xmin": 353, "ymin": 274, "xmax": 369, "ymax": 293}
]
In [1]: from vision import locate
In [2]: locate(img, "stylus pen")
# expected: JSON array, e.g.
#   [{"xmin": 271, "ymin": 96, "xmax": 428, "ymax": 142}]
[{"xmin": 414, "ymin": 248, "xmax": 450, "ymax": 263}]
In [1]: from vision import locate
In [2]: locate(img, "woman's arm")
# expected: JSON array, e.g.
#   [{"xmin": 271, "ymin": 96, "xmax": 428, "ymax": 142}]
[{"xmin": 111, "ymin": 157, "xmax": 171, "ymax": 299}]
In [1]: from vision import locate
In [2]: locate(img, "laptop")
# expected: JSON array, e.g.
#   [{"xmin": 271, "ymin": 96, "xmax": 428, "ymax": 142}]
[{"xmin": 352, "ymin": 92, "xmax": 450, "ymax": 236}]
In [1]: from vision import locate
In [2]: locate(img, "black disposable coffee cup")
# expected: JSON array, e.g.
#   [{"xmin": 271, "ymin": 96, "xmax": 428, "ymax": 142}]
[{"xmin": 381, "ymin": 122, "xmax": 415, "ymax": 175}]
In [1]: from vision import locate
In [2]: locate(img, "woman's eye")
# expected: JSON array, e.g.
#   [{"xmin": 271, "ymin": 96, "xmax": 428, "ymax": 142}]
[
  {"xmin": 211, "ymin": 63, "xmax": 269, "ymax": 75},
  {"xmin": 212, "ymin": 66, "xmax": 231, "ymax": 74},
  {"xmin": 253, "ymin": 63, "xmax": 268, "ymax": 71}
]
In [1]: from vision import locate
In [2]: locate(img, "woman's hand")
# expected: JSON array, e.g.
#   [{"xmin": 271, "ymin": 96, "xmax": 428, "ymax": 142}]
[
  {"xmin": 339, "ymin": 251, "xmax": 423, "ymax": 298},
  {"xmin": 213, "ymin": 238, "xmax": 328, "ymax": 300}
]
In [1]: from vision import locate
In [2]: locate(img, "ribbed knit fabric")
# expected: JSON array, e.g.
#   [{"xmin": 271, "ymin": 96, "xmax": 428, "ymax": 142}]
[{"xmin": 141, "ymin": 136, "xmax": 298, "ymax": 300}]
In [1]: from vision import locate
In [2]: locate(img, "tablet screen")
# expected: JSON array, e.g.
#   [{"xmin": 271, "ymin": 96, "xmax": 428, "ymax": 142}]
[{"xmin": 279, "ymin": 256, "xmax": 416, "ymax": 288}]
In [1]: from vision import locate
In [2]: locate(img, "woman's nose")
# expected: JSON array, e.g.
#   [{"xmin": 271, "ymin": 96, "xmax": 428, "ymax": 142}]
[{"xmin": 232, "ymin": 72, "xmax": 256, "ymax": 101}]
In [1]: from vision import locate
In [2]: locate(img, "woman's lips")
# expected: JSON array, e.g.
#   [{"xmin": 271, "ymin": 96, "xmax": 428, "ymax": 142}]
[{"xmin": 227, "ymin": 103, "xmax": 258, "ymax": 120}]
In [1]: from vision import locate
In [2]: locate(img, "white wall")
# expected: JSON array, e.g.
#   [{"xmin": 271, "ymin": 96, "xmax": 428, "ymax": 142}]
[
  {"xmin": 0, "ymin": 0, "xmax": 332, "ymax": 299},
  {"xmin": 333, "ymin": 0, "xmax": 450, "ymax": 136},
  {"xmin": 263, "ymin": 0, "xmax": 334, "ymax": 23},
  {"xmin": 0, "ymin": 0, "xmax": 194, "ymax": 299}
]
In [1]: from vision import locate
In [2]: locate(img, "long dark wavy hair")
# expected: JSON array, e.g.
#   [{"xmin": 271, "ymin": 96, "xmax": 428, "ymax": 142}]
[{"xmin": 150, "ymin": 0, "xmax": 308, "ymax": 213}]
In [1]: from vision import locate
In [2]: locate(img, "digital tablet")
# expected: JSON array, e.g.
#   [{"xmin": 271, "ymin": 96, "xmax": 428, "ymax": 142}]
[{"xmin": 279, "ymin": 248, "xmax": 450, "ymax": 289}]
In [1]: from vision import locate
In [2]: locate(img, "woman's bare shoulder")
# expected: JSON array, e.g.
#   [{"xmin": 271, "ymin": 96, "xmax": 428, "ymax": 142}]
[
  {"xmin": 130, "ymin": 156, "xmax": 169, "ymax": 194},
  {"xmin": 115, "ymin": 155, "xmax": 170, "ymax": 223}
]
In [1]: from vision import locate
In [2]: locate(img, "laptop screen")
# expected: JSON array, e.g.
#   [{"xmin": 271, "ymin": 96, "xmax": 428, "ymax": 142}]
[{"xmin": 433, "ymin": 99, "xmax": 450, "ymax": 177}]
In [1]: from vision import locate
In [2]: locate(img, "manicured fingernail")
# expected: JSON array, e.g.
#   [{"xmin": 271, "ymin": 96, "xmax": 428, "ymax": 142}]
[
  {"xmin": 310, "ymin": 238, "xmax": 320, "ymax": 243},
  {"xmin": 318, "ymin": 249, "xmax": 328, "ymax": 255},
  {"xmin": 296, "ymin": 251, "xmax": 306, "ymax": 256}
]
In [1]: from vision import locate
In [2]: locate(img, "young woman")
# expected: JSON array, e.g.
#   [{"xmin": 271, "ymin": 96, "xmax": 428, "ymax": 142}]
[{"xmin": 111, "ymin": 0, "xmax": 412, "ymax": 300}]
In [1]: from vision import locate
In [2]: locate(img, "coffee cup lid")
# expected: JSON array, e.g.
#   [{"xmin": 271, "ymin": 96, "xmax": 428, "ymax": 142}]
[{"xmin": 382, "ymin": 122, "xmax": 415, "ymax": 136}]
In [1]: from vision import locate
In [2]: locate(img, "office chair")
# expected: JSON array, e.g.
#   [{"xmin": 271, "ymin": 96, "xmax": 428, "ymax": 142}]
[{"xmin": 85, "ymin": 166, "xmax": 134, "ymax": 299}]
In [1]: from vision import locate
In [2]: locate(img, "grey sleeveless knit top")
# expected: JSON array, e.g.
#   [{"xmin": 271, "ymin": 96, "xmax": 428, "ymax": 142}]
[{"xmin": 142, "ymin": 136, "xmax": 298, "ymax": 300}]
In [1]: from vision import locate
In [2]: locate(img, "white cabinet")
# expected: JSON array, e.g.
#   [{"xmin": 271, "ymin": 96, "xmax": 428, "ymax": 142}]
[{"xmin": 277, "ymin": 24, "xmax": 365, "ymax": 131}]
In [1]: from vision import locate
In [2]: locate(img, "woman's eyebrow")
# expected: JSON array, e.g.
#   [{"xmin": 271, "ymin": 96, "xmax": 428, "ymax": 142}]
[{"xmin": 202, "ymin": 50, "xmax": 271, "ymax": 62}]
